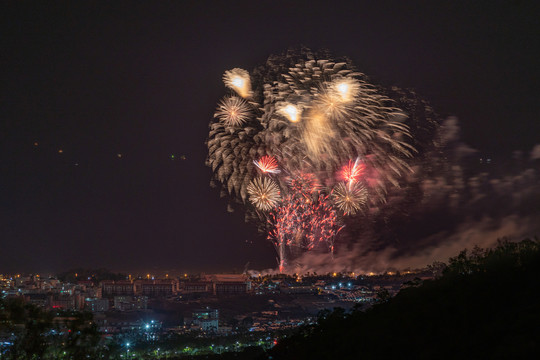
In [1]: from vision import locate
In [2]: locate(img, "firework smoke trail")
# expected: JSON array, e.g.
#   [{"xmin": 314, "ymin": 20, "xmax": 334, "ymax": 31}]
[{"xmin": 206, "ymin": 48, "xmax": 418, "ymax": 271}]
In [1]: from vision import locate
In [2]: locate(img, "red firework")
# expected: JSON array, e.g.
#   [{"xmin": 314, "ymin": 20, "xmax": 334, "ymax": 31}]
[
  {"xmin": 341, "ymin": 158, "xmax": 364, "ymax": 183},
  {"xmin": 254, "ymin": 155, "xmax": 281, "ymax": 174},
  {"xmin": 268, "ymin": 175, "xmax": 342, "ymax": 263}
]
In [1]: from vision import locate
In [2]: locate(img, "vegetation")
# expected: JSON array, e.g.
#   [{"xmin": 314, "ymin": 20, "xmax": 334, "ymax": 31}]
[
  {"xmin": 0, "ymin": 299, "xmax": 109, "ymax": 359},
  {"xmin": 56, "ymin": 268, "xmax": 127, "ymax": 285},
  {"xmin": 269, "ymin": 238, "xmax": 540, "ymax": 359}
]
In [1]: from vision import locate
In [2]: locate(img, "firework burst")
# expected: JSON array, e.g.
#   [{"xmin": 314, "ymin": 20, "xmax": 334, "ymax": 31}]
[
  {"xmin": 215, "ymin": 96, "xmax": 251, "ymax": 127},
  {"xmin": 332, "ymin": 182, "xmax": 368, "ymax": 215},
  {"xmin": 254, "ymin": 155, "xmax": 281, "ymax": 174},
  {"xmin": 247, "ymin": 177, "xmax": 281, "ymax": 211}
]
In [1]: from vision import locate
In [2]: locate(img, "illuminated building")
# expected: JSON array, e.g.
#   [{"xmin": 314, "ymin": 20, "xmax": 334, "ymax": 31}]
[
  {"xmin": 182, "ymin": 281, "xmax": 212, "ymax": 294},
  {"xmin": 85, "ymin": 298, "xmax": 109, "ymax": 312},
  {"xmin": 101, "ymin": 280, "xmax": 135, "ymax": 297},
  {"xmin": 113, "ymin": 296, "xmax": 147, "ymax": 311},
  {"xmin": 49, "ymin": 294, "xmax": 76, "ymax": 310},
  {"xmin": 134, "ymin": 279, "xmax": 179, "ymax": 297},
  {"xmin": 192, "ymin": 308, "xmax": 219, "ymax": 332},
  {"xmin": 202, "ymin": 274, "xmax": 252, "ymax": 295}
]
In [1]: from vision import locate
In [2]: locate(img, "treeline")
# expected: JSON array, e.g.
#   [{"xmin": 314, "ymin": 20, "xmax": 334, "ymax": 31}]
[
  {"xmin": 56, "ymin": 268, "xmax": 127, "ymax": 284},
  {"xmin": 269, "ymin": 238, "xmax": 540, "ymax": 359},
  {"xmin": 0, "ymin": 299, "xmax": 116, "ymax": 359}
]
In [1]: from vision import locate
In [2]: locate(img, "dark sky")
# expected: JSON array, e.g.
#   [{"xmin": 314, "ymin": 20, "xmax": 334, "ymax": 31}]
[{"xmin": 2, "ymin": 1, "xmax": 539, "ymax": 274}]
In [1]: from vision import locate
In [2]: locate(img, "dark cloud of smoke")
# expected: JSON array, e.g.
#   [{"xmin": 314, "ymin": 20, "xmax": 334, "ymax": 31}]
[
  {"xmin": 268, "ymin": 117, "xmax": 540, "ymax": 274},
  {"xmin": 530, "ymin": 144, "xmax": 540, "ymax": 160}
]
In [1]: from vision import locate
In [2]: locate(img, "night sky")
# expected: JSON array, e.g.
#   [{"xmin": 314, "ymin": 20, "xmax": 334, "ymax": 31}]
[{"xmin": 2, "ymin": 1, "xmax": 539, "ymax": 274}]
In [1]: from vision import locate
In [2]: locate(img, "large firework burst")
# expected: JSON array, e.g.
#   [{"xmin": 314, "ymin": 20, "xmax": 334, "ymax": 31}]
[{"xmin": 206, "ymin": 48, "xmax": 420, "ymax": 271}]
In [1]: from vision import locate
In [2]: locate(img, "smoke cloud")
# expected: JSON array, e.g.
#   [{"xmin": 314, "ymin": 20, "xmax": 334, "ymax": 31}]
[{"xmin": 264, "ymin": 118, "xmax": 540, "ymax": 274}]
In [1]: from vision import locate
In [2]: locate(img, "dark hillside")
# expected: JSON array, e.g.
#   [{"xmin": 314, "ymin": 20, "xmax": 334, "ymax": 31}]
[{"xmin": 270, "ymin": 239, "xmax": 540, "ymax": 359}]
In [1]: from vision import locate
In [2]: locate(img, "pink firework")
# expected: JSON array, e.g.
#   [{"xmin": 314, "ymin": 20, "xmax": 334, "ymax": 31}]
[
  {"xmin": 268, "ymin": 174, "xmax": 343, "ymax": 271},
  {"xmin": 341, "ymin": 158, "xmax": 365, "ymax": 184},
  {"xmin": 304, "ymin": 194, "xmax": 344, "ymax": 252},
  {"xmin": 253, "ymin": 155, "xmax": 281, "ymax": 174}
]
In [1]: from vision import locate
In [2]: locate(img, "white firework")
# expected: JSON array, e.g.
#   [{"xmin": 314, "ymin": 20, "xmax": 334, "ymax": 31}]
[
  {"xmin": 332, "ymin": 78, "xmax": 360, "ymax": 103},
  {"xmin": 214, "ymin": 96, "xmax": 251, "ymax": 127},
  {"xmin": 247, "ymin": 177, "xmax": 281, "ymax": 211},
  {"xmin": 277, "ymin": 102, "xmax": 302, "ymax": 123},
  {"xmin": 223, "ymin": 68, "xmax": 252, "ymax": 98},
  {"xmin": 332, "ymin": 182, "xmax": 368, "ymax": 215}
]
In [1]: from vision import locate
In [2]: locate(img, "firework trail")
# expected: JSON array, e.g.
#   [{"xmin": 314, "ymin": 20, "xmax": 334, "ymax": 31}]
[{"xmin": 207, "ymin": 48, "xmax": 418, "ymax": 271}]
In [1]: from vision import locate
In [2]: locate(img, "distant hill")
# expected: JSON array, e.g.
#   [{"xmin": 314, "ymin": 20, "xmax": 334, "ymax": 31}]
[{"xmin": 269, "ymin": 238, "xmax": 540, "ymax": 359}]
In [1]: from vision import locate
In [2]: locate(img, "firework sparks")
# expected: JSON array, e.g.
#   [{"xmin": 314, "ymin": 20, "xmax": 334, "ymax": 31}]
[
  {"xmin": 332, "ymin": 182, "xmax": 368, "ymax": 215},
  {"xmin": 341, "ymin": 158, "xmax": 365, "ymax": 184},
  {"xmin": 254, "ymin": 155, "xmax": 281, "ymax": 174},
  {"xmin": 223, "ymin": 68, "xmax": 252, "ymax": 98},
  {"xmin": 215, "ymin": 96, "xmax": 251, "ymax": 127},
  {"xmin": 269, "ymin": 184, "xmax": 343, "ymax": 262},
  {"xmin": 247, "ymin": 177, "xmax": 281, "ymax": 211},
  {"xmin": 315, "ymin": 89, "xmax": 352, "ymax": 120}
]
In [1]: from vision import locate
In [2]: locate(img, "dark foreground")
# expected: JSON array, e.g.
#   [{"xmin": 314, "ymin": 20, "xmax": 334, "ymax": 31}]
[{"xmin": 270, "ymin": 238, "xmax": 540, "ymax": 359}]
